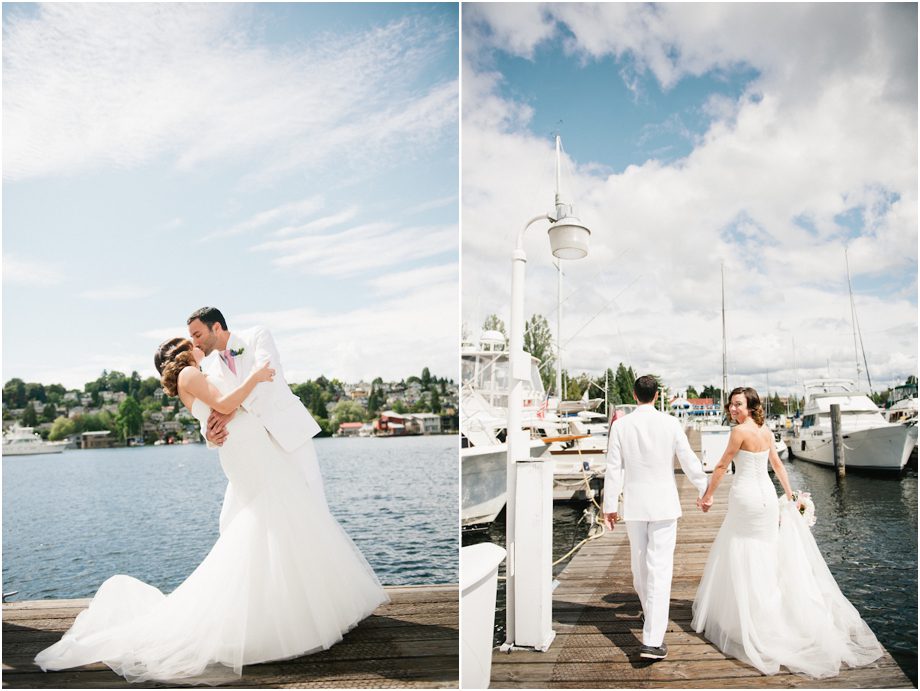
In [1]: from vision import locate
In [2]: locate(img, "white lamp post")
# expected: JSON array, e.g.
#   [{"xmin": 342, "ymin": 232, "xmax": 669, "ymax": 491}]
[{"xmin": 503, "ymin": 136, "xmax": 590, "ymax": 651}]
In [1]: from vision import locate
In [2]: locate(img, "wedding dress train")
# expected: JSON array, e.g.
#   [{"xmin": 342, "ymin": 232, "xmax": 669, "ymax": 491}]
[
  {"xmin": 35, "ymin": 399, "xmax": 389, "ymax": 684},
  {"xmin": 691, "ymin": 449, "xmax": 883, "ymax": 678}
]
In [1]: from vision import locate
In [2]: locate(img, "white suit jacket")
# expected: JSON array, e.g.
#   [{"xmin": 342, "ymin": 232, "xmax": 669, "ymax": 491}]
[
  {"xmin": 603, "ymin": 404, "xmax": 708, "ymax": 521},
  {"xmin": 200, "ymin": 325, "xmax": 321, "ymax": 452}
]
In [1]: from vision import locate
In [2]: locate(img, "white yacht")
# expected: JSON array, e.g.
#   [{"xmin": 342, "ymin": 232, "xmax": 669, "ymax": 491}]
[
  {"xmin": 461, "ymin": 333, "xmax": 547, "ymax": 528},
  {"xmin": 792, "ymin": 379, "xmax": 913, "ymax": 471},
  {"xmin": 2, "ymin": 426, "xmax": 67, "ymax": 456}
]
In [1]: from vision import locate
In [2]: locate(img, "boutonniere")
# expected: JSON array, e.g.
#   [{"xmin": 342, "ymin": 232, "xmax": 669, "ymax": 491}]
[{"xmin": 230, "ymin": 348, "xmax": 245, "ymax": 357}]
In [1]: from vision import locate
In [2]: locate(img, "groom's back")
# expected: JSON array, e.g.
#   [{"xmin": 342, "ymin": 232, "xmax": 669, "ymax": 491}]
[
  {"xmin": 613, "ymin": 406, "xmax": 677, "ymax": 470},
  {"xmin": 609, "ymin": 405, "xmax": 685, "ymax": 521}
]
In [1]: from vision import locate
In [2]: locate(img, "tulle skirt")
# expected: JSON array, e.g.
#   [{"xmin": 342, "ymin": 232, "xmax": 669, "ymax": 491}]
[
  {"xmin": 692, "ymin": 498, "xmax": 883, "ymax": 678},
  {"xmin": 35, "ymin": 414, "xmax": 388, "ymax": 684}
]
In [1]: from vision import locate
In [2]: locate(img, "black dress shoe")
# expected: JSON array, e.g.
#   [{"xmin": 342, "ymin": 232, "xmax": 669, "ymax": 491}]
[{"xmin": 639, "ymin": 642, "xmax": 668, "ymax": 660}]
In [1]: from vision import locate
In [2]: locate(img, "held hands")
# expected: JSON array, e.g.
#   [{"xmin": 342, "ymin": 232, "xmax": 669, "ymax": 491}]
[
  {"xmin": 205, "ymin": 410, "xmax": 235, "ymax": 446},
  {"xmin": 697, "ymin": 495, "xmax": 714, "ymax": 513},
  {"xmin": 603, "ymin": 512, "xmax": 619, "ymax": 530}
]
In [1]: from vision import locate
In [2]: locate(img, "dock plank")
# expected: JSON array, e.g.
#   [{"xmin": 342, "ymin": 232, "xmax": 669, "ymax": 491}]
[
  {"xmin": 491, "ymin": 475, "xmax": 913, "ymax": 688},
  {"xmin": 2, "ymin": 584, "xmax": 458, "ymax": 688}
]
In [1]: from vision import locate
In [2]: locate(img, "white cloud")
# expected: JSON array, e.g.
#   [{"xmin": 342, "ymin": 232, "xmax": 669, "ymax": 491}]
[
  {"xmin": 4, "ymin": 5, "xmax": 457, "ymax": 184},
  {"xmin": 230, "ymin": 283, "xmax": 459, "ymax": 383},
  {"xmin": 3, "ymin": 254, "xmax": 65, "ymax": 285},
  {"xmin": 405, "ymin": 195, "xmax": 459, "ymax": 217},
  {"xmin": 462, "ymin": 4, "xmax": 917, "ymax": 395},
  {"xmin": 368, "ymin": 263, "xmax": 458, "ymax": 296},
  {"xmin": 202, "ymin": 197, "xmax": 325, "ymax": 241},
  {"xmin": 79, "ymin": 285, "xmax": 158, "ymax": 301},
  {"xmin": 253, "ymin": 222, "xmax": 458, "ymax": 277},
  {"xmin": 272, "ymin": 208, "xmax": 359, "ymax": 238}
]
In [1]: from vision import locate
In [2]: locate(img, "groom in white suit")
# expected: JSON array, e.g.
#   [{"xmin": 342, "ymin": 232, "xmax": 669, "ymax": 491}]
[
  {"xmin": 187, "ymin": 307, "xmax": 328, "ymax": 519},
  {"xmin": 603, "ymin": 375, "xmax": 709, "ymax": 661}
]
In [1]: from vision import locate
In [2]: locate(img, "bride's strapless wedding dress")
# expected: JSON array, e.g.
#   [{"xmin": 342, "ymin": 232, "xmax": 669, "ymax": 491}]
[
  {"xmin": 35, "ymin": 399, "xmax": 389, "ymax": 684},
  {"xmin": 691, "ymin": 449, "xmax": 883, "ymax": 678}
]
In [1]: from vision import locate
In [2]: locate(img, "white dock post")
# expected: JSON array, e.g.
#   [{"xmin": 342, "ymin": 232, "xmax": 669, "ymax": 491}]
[{"xmin": 512, "ymin": 458, "xmax": 556, "ymax": 651}]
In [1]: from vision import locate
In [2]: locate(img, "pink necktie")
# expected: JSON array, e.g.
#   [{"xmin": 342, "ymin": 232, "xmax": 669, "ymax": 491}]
[{"xmin": 222, "ymin": 349, "xmax": 237, "ymax": 375}]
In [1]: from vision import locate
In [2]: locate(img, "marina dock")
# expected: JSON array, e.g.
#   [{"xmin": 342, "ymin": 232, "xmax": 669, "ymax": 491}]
[
  {"xmin": 2, "ymin": 584, "xmax": 457, "ymax": 688},
  {"xmin": 491, "ymin": 476, "xmax": 912, "ymax": 688}
]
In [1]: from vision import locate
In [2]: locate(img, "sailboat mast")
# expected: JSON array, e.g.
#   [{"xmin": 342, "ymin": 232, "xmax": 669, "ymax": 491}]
[
  {"xmin": 721, "ymin": 262, "xmax": 728, "ymax": 410},
  {"xmin": 845, "ymin": 248, "xmax": 862, "ymax": 388},
  {"xmin": 846, "ymin": 249, "xmax": 874, "ymax": 393}
]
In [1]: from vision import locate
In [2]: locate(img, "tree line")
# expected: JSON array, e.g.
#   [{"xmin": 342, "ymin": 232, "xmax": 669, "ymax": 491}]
[{"xmin": 3, "ymin": 366, "xmax": 455, "ymax": 442}]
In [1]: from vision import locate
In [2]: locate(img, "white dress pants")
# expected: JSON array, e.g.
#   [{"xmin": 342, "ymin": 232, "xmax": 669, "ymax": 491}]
[{"xmin": 625, "ymin": 519, "xmax": 678, "ymax": 647}]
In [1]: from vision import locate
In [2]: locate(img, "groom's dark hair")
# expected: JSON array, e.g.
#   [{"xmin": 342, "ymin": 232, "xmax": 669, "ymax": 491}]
[
  {"xmin": 187, "ymin": 306, "xmax": 228, "ymax": 331},
  {"xmin": 633, "ymin": 375, "xmax": 659, "ymax": 403}
]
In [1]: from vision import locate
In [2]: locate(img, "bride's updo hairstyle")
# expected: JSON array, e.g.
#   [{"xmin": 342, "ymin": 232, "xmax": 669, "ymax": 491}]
[
  {"xmin": 155, "ymin": 338, "xmax": 197, "ymax": 397},
  {"xmin": 726, "ymin": 386, "xmax": 765, "ymax": 426}
]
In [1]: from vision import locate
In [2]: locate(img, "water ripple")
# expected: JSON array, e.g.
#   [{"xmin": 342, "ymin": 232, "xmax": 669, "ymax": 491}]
[{"xmin": 3, "ymin": 435, "xmax": 457, "ymax": 599}]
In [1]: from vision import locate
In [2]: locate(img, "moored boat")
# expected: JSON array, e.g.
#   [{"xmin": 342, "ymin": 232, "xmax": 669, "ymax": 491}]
[
  {"xmin": 791, "ymin": 379, "xmax": 913, "ymax": 471},
  {"xmin": 2, "ymin": 426, "xmax": 66, "ymax": 456}
]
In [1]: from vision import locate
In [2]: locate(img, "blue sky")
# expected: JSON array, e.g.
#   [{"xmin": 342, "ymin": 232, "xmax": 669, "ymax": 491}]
[
  {"xmin": 462, "ymin": 3, "xmax": 917, "ymax": 396},
  {"xmin": 3, "ymin": 3, "xmax": 458, "ymax": 389}
]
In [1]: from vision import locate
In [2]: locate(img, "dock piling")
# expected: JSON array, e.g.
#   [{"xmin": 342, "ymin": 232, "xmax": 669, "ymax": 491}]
[{"xmin": 831, "ymin": 403, "xmax": 845, "ymax": 478}]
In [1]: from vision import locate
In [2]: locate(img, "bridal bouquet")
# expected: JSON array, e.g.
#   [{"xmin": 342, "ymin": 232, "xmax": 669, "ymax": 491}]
[{"xmin": 780, "ymin": 490, "xmax": 817, "ymax": 527}]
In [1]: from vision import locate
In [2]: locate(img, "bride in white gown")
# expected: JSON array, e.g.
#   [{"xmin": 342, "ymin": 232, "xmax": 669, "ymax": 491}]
[
  {"xmin": 35, "ymin": 338, "xmax": 389, "ymax": 684},
  {"xmin": 692, "ymin": 386, "xmax": 883, "ymax": 678}
]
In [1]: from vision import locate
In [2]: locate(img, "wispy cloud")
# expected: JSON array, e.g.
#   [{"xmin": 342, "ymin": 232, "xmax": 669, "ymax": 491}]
[
  {"xmin": 233, "ymin": 282, "xmax": 458, "ymax": 383},
  {"xmin": 368, "ymin": 263, "xmax": 458, "ymax": 295},
  {"xmin": 3, "ymin": 5, "xmax": 457, "ymax": 184},
  {"xmin": 256, "ymin": 223, "xmax": 457, "ymax": 276},
  {"xmin": 3, "ymin": 254, "xmax": 65, "ymax": 285},
  {"xmin": 79, "ymin": 285, "xmax": 158, "ymax": 301},
  {"xmin": 202, "ymin": 196, "xmax": 325, "ymax": 241},
  {"xmin": 272, "ymin": 207, "xmax": 359, "ymax": 238},
  {"xmin": 405, "ymin": 195, "xmax": 459, "ymax": 216}
]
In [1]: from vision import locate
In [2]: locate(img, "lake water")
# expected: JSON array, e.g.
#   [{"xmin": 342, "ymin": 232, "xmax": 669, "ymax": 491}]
[
  {"xmin": 3, "ymin": 435, "xmax": 458, "ymax": 600},
  {"xmin": 464, "ymin": 458, "xmax": 917, "ymax": 683}
]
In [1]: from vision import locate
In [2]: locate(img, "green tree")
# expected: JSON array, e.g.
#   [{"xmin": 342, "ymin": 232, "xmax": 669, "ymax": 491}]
[
  {"xmin": 430, "ymin": 388, "xmax": 442, "ymax": 414},
  {"xmin": 48, "ymin": 416, "xmax": 77, "ymax": 441},
  {"xmin": 115, "ymin": 397, "xmax": 143, "ymax": 441},
  {"xmin": 128, "ymin": 372, "xmax": 142, "ymax": 398},
  {"xmin": 81, "ymin": 411, "xmax": 115, "ymax": 433},
  {"xmin": 41, "ymin": 402, "xmax": 58, "ymax": 423},
  {"xmin": 393, "ymin": 399, "xmax": 407, "ymax": 415},
  {"xmin": 768, "ymin": 393, "xmax": 786, "ymax": 416},
  {"xmin": 563, "ymin": 371, "xmax": 584, "ymax": 401},
  {"xmin": 611, "ymin": 363, "xmax": 636, "ymax": 405},
  {"xmin": 421, "ymin": 367, "xmax": 431, "ymax": 388},
  {"xmin": 46, "ymin": 384, "xmax": 66, "ymax": 405},
  {"xmin": 139, "ymin": 376, "xmax": 161, "ymax": 399},
  {"xmin": 24, "ymin": 382, "xmax": 46, "ymax": 403},
  {"xmin": 482, "ymin": 314, "xmax": 507, "ymax": 339},
  {"xmin": 686, "ymin": 385, "xmax": 699, "ymax": 399},
  {"xmin": 3, "ymin": 379, "xmax": 27, "ymax": 408},
  {"xmin": 701, "ymin": 384, "xmax": 722, "ymax": 404},
  {"xmin": 330, "ymin": 400, "xmax": 366, "ymax": 430},
  {"xmin": 21, "ymin": 403, "xmax": 38, "ymax": 426},
  {"xmin": 523, "ymin": 314, "xmax": 556, "ymax": 392}
]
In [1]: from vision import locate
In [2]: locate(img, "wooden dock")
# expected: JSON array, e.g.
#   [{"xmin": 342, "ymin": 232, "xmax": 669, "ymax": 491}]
[
  {"xmin": 491, "ymin": 476, "xmax": 913, "ymax": 688},
  {"xmin": 2, "ymin": 584, "xmax": 457, "ymax": 688}
]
